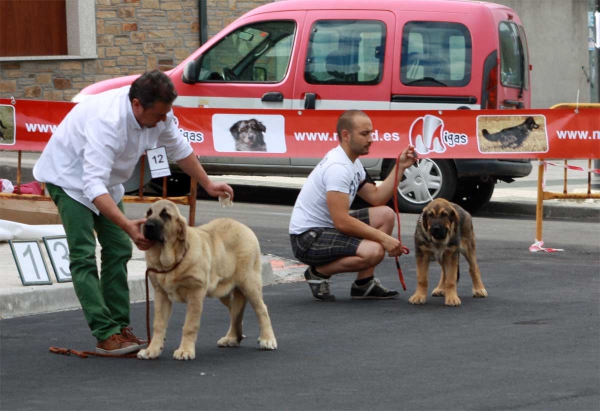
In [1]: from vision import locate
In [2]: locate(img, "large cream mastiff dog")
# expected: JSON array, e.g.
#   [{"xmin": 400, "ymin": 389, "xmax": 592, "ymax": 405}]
[{"xmin": 137, "ymin": 199, "xmax": 277, "ymax": 360}]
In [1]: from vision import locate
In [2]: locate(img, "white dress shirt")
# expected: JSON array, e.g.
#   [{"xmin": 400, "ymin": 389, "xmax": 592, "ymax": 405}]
[{"xmin": 33, "ymin": 86, "xmax": 193, "ymax": 214}]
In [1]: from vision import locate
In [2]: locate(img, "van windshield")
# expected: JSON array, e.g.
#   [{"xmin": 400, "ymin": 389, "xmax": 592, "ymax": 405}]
[
  {"xmin": 400, "ymin": 21, "xmax": 472, "ymax": 87},
  {"xmin": 198, "ymin": 21, "xmax": 295, "ymax": 83}
]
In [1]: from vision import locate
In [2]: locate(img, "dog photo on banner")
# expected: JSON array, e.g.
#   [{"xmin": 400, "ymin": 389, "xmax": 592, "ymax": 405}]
[{"xmin": 476, "ymin": 115, "xmax": 548, "ymax": 153}]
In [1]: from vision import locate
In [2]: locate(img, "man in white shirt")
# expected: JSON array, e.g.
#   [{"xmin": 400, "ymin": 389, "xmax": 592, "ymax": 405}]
[
  {"xmin": 34, "ymin": 70, "xmax": 233, "ymax": 354},
  {"xmin": 289, "ymin": 110, "xmax": 416, "ymax": 301}
]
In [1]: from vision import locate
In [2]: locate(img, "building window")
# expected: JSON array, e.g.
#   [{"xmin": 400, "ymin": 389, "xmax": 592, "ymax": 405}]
[{"xmin": 0, "ymin": 0, "xmax": 96, "ymax": 60}]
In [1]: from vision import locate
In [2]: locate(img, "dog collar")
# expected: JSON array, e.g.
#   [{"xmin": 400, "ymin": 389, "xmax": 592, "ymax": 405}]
[{"xmin": 147, "ymin": 246, "xmax": 189, "ymax": 275}]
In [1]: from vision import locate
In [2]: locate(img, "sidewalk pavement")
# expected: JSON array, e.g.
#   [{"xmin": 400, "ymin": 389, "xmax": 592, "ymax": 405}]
[{"xmin": 0, "ymin": 160, "xmax": 598, "ymax": 319}]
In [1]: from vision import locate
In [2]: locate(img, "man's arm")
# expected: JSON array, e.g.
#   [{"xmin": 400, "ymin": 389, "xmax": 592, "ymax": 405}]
[
  {"xmin": 176, "ymin": 153, "xmax": 234, "ymax": 199},
  {"xmin": 357, "ymin": 145, "xmax": 416, "ymax": 206},
  {"xmin": 327, "ymin": 191, "xmax": 403, "ymax": 256},
  {"xmin": 92, "ymin": 194, "xmax": 154, "ymax": 250}
]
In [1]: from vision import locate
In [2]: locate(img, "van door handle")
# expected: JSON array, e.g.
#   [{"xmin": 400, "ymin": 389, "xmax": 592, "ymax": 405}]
[
  {"xmin": 304, "ymin": 92, "xmax": 316, "ymax": 109},
  {"xmin": 262, "ymin": 92, "xmax": 283, "ymax": 102},
  {"xmin": 503, "ymin": 99, "xmax": 524, "ymax": 109}
]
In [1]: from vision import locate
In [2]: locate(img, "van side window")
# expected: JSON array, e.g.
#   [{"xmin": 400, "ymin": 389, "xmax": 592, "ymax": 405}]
[
  {"xmin": 517, "ymin": 25, "xmax": 529, "ymax": 90},
  {"xmin": 401, "ymin": 22, "xmax": 471, "ymax": 87},
  {"xmin": 304, "ymin": 20, "xmax": 385, "ymax": 85},
  {"xmin": 499, "ymin": 22, "xmax": 528, "ymax": 90},
  {"xmin": 198, "ymin": 21, "xmax": 295, "ymax": 83}
]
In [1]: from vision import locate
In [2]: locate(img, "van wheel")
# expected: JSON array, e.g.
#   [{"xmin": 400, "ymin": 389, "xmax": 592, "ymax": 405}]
[
  {"xmin": 452, "ymin": 181, "xmax": 495, "ymax": 214},
  {"xmin": 386, "ymin": 159, "xmax": 457, "ymax": 214}
]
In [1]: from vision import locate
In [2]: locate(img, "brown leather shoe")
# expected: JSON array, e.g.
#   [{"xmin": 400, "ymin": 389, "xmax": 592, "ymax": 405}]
[
  {"xmin": 96, "ymin": 333, "xmax": 141, "ymax": 355},
  {"xmin": 121, "ymin": 327, "xmax": 148, "ymax": 346}
]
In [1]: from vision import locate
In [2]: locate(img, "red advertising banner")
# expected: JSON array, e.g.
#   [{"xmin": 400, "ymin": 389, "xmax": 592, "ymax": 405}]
[{"xmin": 1, "ymin": 99, "xmax": 599, "ymax": 159}]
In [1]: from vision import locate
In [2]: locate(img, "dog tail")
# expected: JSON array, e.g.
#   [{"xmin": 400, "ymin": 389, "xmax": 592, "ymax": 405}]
[{"xmin": 481, "ymin": 129, "xmax": 498, "ymax": 141}]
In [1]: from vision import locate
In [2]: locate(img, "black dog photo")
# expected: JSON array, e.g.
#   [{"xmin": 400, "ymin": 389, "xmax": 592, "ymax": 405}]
[
  {"xmin": 229, "ymin": 118, "xmax": 267, "ymax": 152},
  {"xmin": 0, "ymin": 105, "xmax": 16, "ymax": 144},
  {"xmin": 0, "ymin": 120, "xmax": 7, "ymax": 141},
  {"xmin": 478, "ymin": 115, "xmax": 547, "ymax": 153}
]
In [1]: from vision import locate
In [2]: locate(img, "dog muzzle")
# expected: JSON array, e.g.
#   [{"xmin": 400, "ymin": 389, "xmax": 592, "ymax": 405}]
[
  {"xmin": 143, "ymin": 219, "xmax": 165, "ymax": 243},
  {"xmin": 429, "ymin": 224, "xmax": 448, "ymax": 241}
]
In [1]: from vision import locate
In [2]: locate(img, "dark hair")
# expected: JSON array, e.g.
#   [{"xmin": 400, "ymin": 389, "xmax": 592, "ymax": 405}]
[
  {"xmin": 336, "ymin": 109, "xmax": 368, "ymax": 137},
  {"xmin": 129, "ymin": 70, "xmax": 178, "ymax": 108}
]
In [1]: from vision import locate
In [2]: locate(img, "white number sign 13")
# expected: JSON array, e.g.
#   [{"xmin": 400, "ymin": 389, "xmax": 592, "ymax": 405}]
[{"xmin": 43, "ymin": 236, "xmax": 72, "ymax": 283}]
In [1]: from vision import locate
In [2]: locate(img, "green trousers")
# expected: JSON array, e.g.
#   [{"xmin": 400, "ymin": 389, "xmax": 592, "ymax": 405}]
[{"xmin": 47, "ymin": 184, "xmax": 133, "ymax": 341}]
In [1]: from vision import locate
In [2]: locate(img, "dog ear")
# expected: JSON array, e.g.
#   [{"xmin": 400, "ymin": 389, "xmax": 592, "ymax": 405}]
[
  {"xmin": 229, "ymin": 122, "xmax": 240, "ymax": 139},
  {"xmin": 257, "ymin": 120, "xmax": 266, "ymax": 132},
  {"xmin": 421, "ymin": 210, "xmax": 429, "ymax": 231},
  {"xmin": 448, "ymin": 206, "xmax": 459, "ymax": 224},
  {"xmin": 177, "ymin": 216, "xmax": 188, "ymax": 242}
]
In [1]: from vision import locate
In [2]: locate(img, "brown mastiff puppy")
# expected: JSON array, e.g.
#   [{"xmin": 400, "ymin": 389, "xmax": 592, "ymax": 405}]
[
  {"xmin": 409, "ymin": 198, "xmax": 488, "ymax": 307},
  {"xmin": 137, "ymin": 199, "xmax": 277, "ymax": 360}
]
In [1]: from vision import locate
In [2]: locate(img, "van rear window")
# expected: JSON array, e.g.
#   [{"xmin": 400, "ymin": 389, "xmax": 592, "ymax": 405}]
[
  {"xmin": 499, "ymin": 22, "xmax": 528, "ymax": 90},
  {"xmin": 304, "ymin": 20, "xmax": 385, "ymax": 85},
  {"xmin": 401, "ymin": 22, "xmax": 472, "ymax": 87}
]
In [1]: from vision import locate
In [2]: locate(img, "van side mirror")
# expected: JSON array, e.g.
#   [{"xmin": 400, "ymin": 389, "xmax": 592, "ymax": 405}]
[
  {"xmin": 253, "ymin": 67, "xmax": 267, "ymax": 82},
  {"xmin": 182, "ymin": 60, "xmax": 198, "ymax": 85}
]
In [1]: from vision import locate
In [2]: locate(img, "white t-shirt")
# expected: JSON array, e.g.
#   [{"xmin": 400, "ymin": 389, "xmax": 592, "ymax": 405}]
[
  {"xmin": 33, "ymin": 86, "xmax": 193, "ymax": 214},
  {"xmin": 289, "ymin": 146, "xmax": 366, "ymax": 234}
]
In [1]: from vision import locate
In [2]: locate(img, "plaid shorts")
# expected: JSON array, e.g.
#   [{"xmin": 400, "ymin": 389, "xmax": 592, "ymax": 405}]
[{"xmin": 290, "ymin": 208, "xmax": 370, "ymax": 267}]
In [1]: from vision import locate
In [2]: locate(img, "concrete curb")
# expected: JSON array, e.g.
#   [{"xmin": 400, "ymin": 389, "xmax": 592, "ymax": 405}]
[
  {"xmin": 0, "ymin": 254, "xmax": 305, "ymax": 319},
  {"xmin": 479, "ymin": 200, "xmax": 600, "ymax": 221}
]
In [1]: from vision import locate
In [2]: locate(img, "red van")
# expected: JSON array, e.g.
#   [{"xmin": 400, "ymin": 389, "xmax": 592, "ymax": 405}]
[{"xmin": 75, "ymin": 0, "xmax": 533, "ymax": 213}]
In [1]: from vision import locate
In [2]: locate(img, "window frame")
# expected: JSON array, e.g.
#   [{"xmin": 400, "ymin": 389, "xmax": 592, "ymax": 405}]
[
  {"xmin": 196, "ymin": 20, "xmax": 297, "ymax": 84},
  {"xmin": 400, "ymin": 21, "xmax": 472, "ymax": 88},
  {"xmin": 303, "ymin": 19, "xmax": 387, "ymax": 86},
  {"xmin": 498, "ymin": 21, "xmax": 527, "ymax": 90}
]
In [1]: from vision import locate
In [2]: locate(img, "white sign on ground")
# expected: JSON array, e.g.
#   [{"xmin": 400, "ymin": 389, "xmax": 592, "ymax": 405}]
[
  {"xmin": 9, "ymin": 240, "xmax": 52, "ymax": 286},
  {"xmin": 43, "ymin": 236, "xmax": 71, "ymax": 283}
]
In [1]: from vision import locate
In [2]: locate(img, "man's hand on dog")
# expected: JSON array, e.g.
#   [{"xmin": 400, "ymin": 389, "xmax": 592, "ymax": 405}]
[{"xmin": 125, "ymin": 218, "xmax": 155, "ymax": 250}]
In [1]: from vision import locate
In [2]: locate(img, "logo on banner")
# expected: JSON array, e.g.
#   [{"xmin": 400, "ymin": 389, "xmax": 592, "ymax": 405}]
[
  {"xmin": 409, "ymin": 115, "xmax": 445, "ymax": 155},
  {"xmin": 409, "ymin": 115, "xmax": 468, "ymax": 156},
  {"xmin": 173, "ymin": 115, "xmax": 204, "ymax": 144}
]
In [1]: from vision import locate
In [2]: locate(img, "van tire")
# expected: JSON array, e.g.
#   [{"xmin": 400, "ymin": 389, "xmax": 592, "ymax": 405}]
[{"xmin": 386, "ymin": 159, "xmax": 457, "ymax": 213}]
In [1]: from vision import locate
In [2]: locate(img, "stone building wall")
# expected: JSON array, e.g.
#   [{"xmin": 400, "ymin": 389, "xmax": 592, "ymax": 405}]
[{"xmin": 0, "ymin": 0, "xmax": 269, "ymax": 102}]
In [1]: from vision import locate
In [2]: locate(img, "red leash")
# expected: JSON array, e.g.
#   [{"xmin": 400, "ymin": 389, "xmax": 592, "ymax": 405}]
[
  {"xmin": 49, "ymin": 248, "xmax": 188, "ymax": 359},
  {"xmin": 392, "ymin": 152, "xmax": 410, "ymax": 290}
]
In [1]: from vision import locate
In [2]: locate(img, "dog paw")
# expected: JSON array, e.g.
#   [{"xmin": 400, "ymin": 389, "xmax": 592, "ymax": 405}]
[
  {"xmin": 445, "ymin": 295, "xmax": 462, "ymax": 306},
  {"xmin": 431, "ymin": 288, "xmax": 445, "ymax": 297},
  {"xmin": 217, "ymin": 336, "xmax": 241, "ymax": 347},
  {"xmin": 408, "ymin": 294, "xmax": 427, "ymax": 305},
  {"xmin": 473, "ymin": 288, "xmax": 488, "ymax": 298},
  {"xmin": 258, "ymin": 337, "xmax": 277, "ymax": 350},
  {"xmin": 173, "ymin": 348, "xmax": 195, "ymax": 360},
  {"xmin": 137, "ymin": 346, "xmax": 162, "ymax": 360}
]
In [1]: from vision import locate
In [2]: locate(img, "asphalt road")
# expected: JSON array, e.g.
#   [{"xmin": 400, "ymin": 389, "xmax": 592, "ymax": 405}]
[{"xmin": 1, "ymin": 199, "xmax": 599, "ymax": 411}]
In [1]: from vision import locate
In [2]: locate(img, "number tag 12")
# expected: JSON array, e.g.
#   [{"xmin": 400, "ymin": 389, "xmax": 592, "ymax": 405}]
[{"xmin": 146, "ymin": 146, "xmax": 171, "ymax": 179}]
